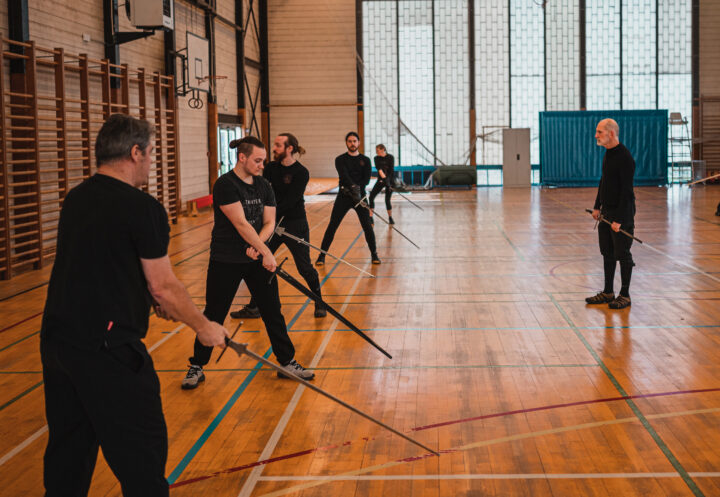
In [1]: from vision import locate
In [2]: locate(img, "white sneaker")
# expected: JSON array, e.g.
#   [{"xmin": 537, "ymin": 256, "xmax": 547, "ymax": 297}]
[
  {"xmin": 181, "ymin": 365, "xmax": 205, "ymax": 389},
  {"xmin": 277, "ymin": 359, "xmax": 315, "ymax": 380}
]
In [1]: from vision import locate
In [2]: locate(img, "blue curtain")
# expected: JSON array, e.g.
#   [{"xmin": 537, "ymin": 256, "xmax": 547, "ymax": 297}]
[{"xmin": 540, "ymin": 110, "xmax": 667, "ymax": 186}]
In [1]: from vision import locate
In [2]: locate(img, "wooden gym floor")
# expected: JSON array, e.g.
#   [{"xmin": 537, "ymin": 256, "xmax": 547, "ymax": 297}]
[{"xmin": 1, "ymin": 185, "xmax": 720, "ymax": 496}]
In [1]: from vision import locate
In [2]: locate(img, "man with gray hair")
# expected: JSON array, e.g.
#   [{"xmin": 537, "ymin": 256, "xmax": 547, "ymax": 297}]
[
  {"xmin": 586, "ymin": 118, "xmax": 636, "ymax": 309},
  {"xmin": 40, "ymin": 114, "xmax": 228, "ymax": 496}
]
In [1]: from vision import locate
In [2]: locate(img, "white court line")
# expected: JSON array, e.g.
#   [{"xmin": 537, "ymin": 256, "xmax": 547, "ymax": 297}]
[
  {"xmin": 237, "ymin": 261, "xmax": 370, "ymax": 497},
  {"xmin": 0, "ymin": 323, "xmax": 185, "ymax": 468},
  {"xmin": 257, "ymin": 472, "xmax": 720, "ymax": 482},
  {"xmin": 0, "ymin": 425, "xmax": 48, "ymax": 466}
]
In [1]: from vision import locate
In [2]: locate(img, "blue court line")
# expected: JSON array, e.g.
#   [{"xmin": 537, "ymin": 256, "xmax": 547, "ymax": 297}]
[{"xmin": 166, "ymin": 231, "xmax": 363, "ymax": 484}]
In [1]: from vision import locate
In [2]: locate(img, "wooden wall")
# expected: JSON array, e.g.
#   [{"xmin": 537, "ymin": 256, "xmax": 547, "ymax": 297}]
[{"xmin": 267, "ymin": 0, "xmax": 357, "ymax": 177}]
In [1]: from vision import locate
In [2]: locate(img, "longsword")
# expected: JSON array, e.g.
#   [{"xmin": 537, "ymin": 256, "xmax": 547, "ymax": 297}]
[
  {"xmin": 687, "ymin": 172, "xmax": 720, "ymax": 186},
  {"xmin": 376, "ymin": 178, "xmax": 424, "ymax": 211},
  {"xmin": 221, "ymin": 339, "xmax": 439, "ymax": 456},
  {"xmin": 271, "ymin": 260, "xmax": 393, "ymax": 359},
  {"xmin": 584, "ymin": 209, "xmax": 644, "ymax": 243},
  {"xmin": 350, "ymin": 191, "xmax": 421, "ymax": 249},
  {"xmin": 273, "ymin": 225, "xmax": 375, "ymax": 278}
]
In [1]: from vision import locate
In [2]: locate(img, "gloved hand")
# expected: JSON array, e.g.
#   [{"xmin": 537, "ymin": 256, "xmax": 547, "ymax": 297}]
[{"xmin": 343, "ymin": 184, "xmax": 362, "ymax": 204}]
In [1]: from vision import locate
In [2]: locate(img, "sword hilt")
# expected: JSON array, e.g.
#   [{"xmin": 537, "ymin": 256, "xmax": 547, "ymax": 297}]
[{"xmin": 268, "ymin": 257, "xmax": 289, "ymax": 284}]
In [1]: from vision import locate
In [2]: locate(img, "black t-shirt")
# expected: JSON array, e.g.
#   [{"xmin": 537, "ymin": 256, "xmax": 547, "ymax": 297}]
[
  {"xmin": 335, "ymin": 152, "xmax": 371, "ymax": 190},
  {"xmin": 373, "ymin": 154, "xmax": 395, "ymax": 179},
  {"xmin": 593, "ymin": 143, "xmax": 636, "ymax": 225},
  {"xmin": 263, "ymin": 160, "xmax": 309, "ymax": 221},
  {"xmin": 41, "ymin": 173, "xmax": 170, "ymax": 351},
  {"xmin": 210, "ymin": 170, "xmax": 276, "ymax": 263}
]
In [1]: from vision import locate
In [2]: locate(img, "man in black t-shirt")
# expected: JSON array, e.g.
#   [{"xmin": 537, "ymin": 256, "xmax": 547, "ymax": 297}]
[
  {"xmin": 41, "ymin": 114, "xmax": 228, "ymax": 496},
  {"xmin": 586, "ymin": 118, "xmax": 636, "ymax": 310},
  {"xmin": 316, "ymin": 131, "xmax": 380, "ymax": 266},
  {"xmin": 182, "ymin": 136, "xmax": 315, "ymax": 389},
  {"xmin": 231, "ymin": 133, "xmax": 326, "ymax": 320},
  {"xmin": 368, "ymin": 144, "xmax": 396, "ymax": 225}
]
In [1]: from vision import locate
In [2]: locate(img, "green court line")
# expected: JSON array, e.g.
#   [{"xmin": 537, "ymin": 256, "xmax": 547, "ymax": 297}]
[
  {"xmin": 492, "ymin": 220, "xmax": 525, "ymax": 261},
  {"xmin": 548, "ymin": 293, "xmax": 706, "ymax": 497},
  {"xmin": 148, "ymin": 363, "xmax": 599, "ymax": 373},
  {"xmin": 287, "ymin": 324, "xmax": 720, "ymax": 333},
  {"xmin": 0, "ymin": 330, "xmax": 40, "ymax": 353},
  {"xmin": 0, "ymin": 380, "xmax": 43, "ymax": 413}
]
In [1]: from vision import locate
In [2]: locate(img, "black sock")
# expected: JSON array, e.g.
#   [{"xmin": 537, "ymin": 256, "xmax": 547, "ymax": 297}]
[
  {"xmin": 603, "ymin": 257, "xmax": 616, "ymax": 294},
  {"xmin": 619, "ymin": 260, "xmax": 633, "ymax": 297}
]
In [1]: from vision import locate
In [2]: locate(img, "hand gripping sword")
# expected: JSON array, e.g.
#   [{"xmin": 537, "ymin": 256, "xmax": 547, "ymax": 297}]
[
  {"xmin": 347, "ymin": 189, "xmax": 421, "ymax": 250},
  {"xmin": 269, "ymin": 258, "xmax": 392, "ymax": 359},
  {"xmin": 221, "ymin": 339, "xmax": 439, "ymax": 456},
  {"xmin": 273, "ymin": 225, "xmax": 374, "ymax": 278},
  {"xmin": 584, "ymin": 209, "xmax": 643, "ymax": 243}
]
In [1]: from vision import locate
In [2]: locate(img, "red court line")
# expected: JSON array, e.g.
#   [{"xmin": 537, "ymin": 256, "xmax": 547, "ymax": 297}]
[
  {"xmin": 0, "ymin": 312, "xmax": 43, "ymax": 335},
  {"xmin": 168, "ymin": 386, "xmax": 720, "ymax": 488}
]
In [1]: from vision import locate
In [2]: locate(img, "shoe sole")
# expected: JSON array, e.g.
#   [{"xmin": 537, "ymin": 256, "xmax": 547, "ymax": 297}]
[
  {"xmin": 230, "ymin": 311, "xmax": 260, "ymax": 319},
  {"xmin": 609, "ymin": 302, "xmax": 631, "ymax": 309},
  {"xmin": 315, "ymin": 261, "xmax": 324, "ymax": 267},
  {"xmin": 181, "ymin": 375, "xmax": 205, "ymax": 390},
  {"xmin": 277, "ymin": 372, "xmax": 315, "ymax": 380},
  {"xmin": 372, "ymin": 261, "xmax": 381, "ymax": 265}
]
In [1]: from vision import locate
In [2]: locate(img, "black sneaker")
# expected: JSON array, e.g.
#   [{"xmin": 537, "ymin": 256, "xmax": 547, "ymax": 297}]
[
  {"xmin": 230, "ymin": 305, "xmax": 260, "ymax": 319},
  {"xmin": 181, "ymin": 365, "xmax": 205, "ymax": 389},
  {"xmin": 585, "ymin": 291, "xmax": 615, "ymax": 304},
  {"xmin": 608, "ymin": 295, "xmax": 631, "ymax": 309},
  {"xmin": 277, "ymin": 359, "xmax": 315, "ymax": 380},
  {"xmin": 371, "ymin": 253, "xmax": 381, "ymax": 265},
  {"xmin": 314, "ymin": 305, "xmax": 327, "ymax": 318},
  {"xmin": 315, "ymin": 255, "xmax": 325, "ymax": 267},
  {"xmin": 388, "ymin": 216, "xmax": 395, "ymax": 225}
]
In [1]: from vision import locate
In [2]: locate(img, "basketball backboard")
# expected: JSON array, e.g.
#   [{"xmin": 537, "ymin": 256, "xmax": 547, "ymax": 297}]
[{"xmin": 186, "ymin": 32, "xmax": 210, "ymax": 93}]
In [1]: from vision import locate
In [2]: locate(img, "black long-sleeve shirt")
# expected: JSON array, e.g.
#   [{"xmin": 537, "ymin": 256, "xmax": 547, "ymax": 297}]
[
  {"xmin": 335, "ymin": 152, "xmax": 371, "ymax": 190},
  {"xmin": 593, "ymin": 143, "xmax": 636, "ymax": 225},
  {"xmin": 262, "ymin": 160, "xmax": 309, "ymax": 221},
  {"xmin": 373, "ymin": 154, "xmax": 395, "ymax": 179}
]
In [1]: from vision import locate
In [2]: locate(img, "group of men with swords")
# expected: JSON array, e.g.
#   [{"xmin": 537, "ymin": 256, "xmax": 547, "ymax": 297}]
[
  {"xmin": 182, "ymin": 130, "xmax": 413, "ymax": 388},
  {"xmin": 38, "ymin": 113, "xmax": 639, "ymax": 494}
]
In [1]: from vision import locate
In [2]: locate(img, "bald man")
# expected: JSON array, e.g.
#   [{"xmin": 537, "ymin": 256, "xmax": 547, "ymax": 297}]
[{"xmin": 586, "ymin": 119, "xmax": 636, "ymax": 309}]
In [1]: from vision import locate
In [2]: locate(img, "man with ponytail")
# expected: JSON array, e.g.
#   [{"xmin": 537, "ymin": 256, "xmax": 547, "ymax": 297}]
[{"xmin": 231, "ymin": 133, "xmax": 327, "ymax": 319}]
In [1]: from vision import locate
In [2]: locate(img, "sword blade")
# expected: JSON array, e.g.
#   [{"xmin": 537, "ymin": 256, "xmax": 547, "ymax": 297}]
[
  {"xmin": 275, "ymin": 268, "xmax": 393, "ymax": 359},
  {"xmin": 354, "ymin": 191, "xmax": 420, "ymax": 249},
  {"xmin": 215, "ymin": 320, "xmax": 243, "ymax": 363},
  {"xmin": 388, "ymin": 184, "xmax": 424, "ymax": 211},
  {"xmin": 225, "ymin": 340, "xmax": 439, "ymax": 456},
  {"xmin": 369, "ymin": 207, "xmax": 421, "ymax": 249},
  {"xmin": 686, "ymin": 172, "xmax": 720, "ymax": 186},
  {"xmin": 275, "ymin": 227, "xmax": 375, "ymax": 278},
  {"xmin": 585, "ymin": 209, "xmax": 643, "ymax": 243}
]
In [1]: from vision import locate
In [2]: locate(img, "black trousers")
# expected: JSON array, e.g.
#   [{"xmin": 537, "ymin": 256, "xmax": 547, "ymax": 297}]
[
  {"xmin": 41, "ymin": 337, "xmax": 168, "ymax": 497},
  {"xmin": 320, "ymin": 192, "xmax": 377, "ymax": 254},
  {"xmin": 598, "ymin": 220, "xmax": 634, "ymax": 263},
  {"xmin": 191, "ymin": 259, "xmax": 295, "ymax": 366},
  {"xmin": 368, "ymin": 179, "xmax": 392, "ymax": 211},
  {"xmin": 247, "ymin": 217, "xmax": 321, "ymax": 308}
]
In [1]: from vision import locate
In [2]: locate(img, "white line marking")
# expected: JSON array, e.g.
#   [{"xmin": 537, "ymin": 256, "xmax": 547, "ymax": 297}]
[
  {"xmin": 0, "ymin": 425, "xmax": 48, "ymax": 466},
  {"xmin": 237, "ymin": 262, "xmax": 370, "ymax": 497}
]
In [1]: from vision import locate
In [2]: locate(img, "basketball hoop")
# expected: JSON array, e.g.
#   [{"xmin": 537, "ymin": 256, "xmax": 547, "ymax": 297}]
[{"xmin": 188, "ymin": 75, "xmax": 228, "ymax": 110}]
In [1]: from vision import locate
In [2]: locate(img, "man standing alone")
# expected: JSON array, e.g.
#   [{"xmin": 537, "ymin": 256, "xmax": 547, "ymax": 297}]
[{"xmin": 586, "ymin": 118, "xmax": 636, "ymax": 310}]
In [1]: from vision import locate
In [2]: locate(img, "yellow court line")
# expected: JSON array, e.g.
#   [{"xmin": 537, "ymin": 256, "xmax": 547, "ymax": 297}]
[{"xmin": 257, "ymin": 407, "xmax": 720, "ymax": 497}]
